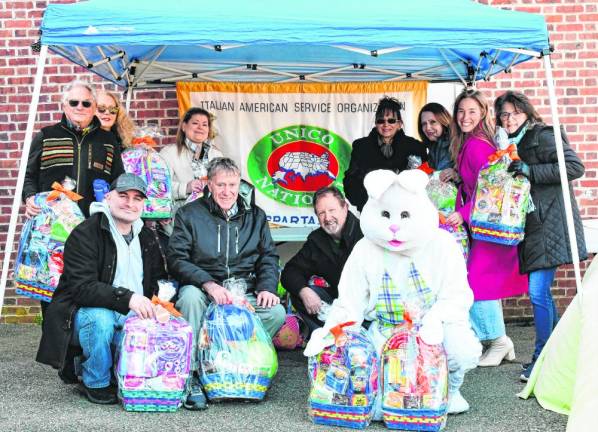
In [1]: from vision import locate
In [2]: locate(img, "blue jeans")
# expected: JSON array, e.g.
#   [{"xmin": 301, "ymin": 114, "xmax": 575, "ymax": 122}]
[
  {"xmin": 528, "ymin": 267, "xmax": 558, "ymax": 360},
  {"xmin": 469, "ymin": 300, "xmax": 505, "ymax": 342},
  {"xmin": 74, "ymin": 307, "xmax": 127, "ymax": 388}
]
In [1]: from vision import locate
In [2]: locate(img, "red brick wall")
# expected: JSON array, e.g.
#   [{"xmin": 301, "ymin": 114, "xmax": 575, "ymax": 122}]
[{"xmin": 1, "ymin": 0, "xmax": 596, "ymax": 322}]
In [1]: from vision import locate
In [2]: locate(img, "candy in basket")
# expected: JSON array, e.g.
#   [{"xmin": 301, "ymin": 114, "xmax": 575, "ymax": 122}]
[
  {"xmin": 15, "ymin": 183, "xmax": 84, "ymax": 302},
  {"xmin": 199, "ymin": 279, "xmax": 278, "ymax": 401},
  {"xmin": 470, "ymin": 145, "xmax": 531, "ymax": 246},
  {"xmin": 117, "ymin": 294, "xmax": 193, "ymax": 412},
  {"xmin": 307, "ymin": 323, "xmax": 379, "ymax": 430},
  {"xmin": 381, "ymin": 323, "xmax": 448, "ymax": 431},
  {"xmin": 121, "ymin": 126, "xmax": 172, "ymax": 219}
]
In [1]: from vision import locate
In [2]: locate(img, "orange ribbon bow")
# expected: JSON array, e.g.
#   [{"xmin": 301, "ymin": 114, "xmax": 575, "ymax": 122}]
[
  {"xmin": 47, "ymin": 182, "xmax": 83, "ymax": 202},
  {"xmin": 417, "ymin": 161, "xmax": 434, "ymax": 175},
  {"xmin": 151, "ymin": 295, "xmax": 182, "ymax": 317},
  {"xmin": 330, "ymin": 321, "xmax": 356, "ymax": 346},
  {"xmin": 487, "ymin": 144, "xmax": 520, "ymax": 164},
  {"xmin": 132, "ymin": 136, "xmax": 157, "ymax": 148}
]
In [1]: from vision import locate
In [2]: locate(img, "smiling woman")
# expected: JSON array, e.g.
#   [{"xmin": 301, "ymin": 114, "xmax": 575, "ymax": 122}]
[
  {"xmin": 95, "ymin": 91, "xmax": 135, "ymax": 149},
  {"xmin": 343, "ymin": 96, "xmax": 426, "ymax": 211},
  {"xmin": 446, "ymin": 88, "xmax": 528, "ymax": 368}
]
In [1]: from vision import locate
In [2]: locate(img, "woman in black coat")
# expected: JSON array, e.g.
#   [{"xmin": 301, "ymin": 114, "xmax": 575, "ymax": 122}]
[
  {"xmin": 494, "ymin": 91, "xmax": 587, "ymax": 381},
  {"xmin": 343, "ymin": 97, "xmax": 426, "ymax": 211}
]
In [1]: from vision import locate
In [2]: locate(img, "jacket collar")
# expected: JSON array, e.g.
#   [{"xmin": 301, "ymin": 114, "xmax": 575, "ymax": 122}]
[
  {"xmin": 201, "ymin": 180, "xmax": 255, "ymax": 220},
  {"xmin": 59, "ymin": 113, "xmax": 101, "ymax": 136}
]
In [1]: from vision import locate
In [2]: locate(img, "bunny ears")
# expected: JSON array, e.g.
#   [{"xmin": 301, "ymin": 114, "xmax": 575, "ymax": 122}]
[{"xmin": 363, "ymin": 169, "xmax": 430, "ymax": 201}]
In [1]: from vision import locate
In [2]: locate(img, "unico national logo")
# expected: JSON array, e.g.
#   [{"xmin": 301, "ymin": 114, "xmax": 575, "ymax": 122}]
[{"xmin": 248, "ymin": 125, "xmax": 351, "ymax": 207}]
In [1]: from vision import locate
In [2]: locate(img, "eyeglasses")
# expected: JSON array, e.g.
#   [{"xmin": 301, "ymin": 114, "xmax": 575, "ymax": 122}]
[
  {"xmin": 375, "ymin": 118, "xmax": 399, "ymax": 125},
  {"xmin": 97, "ymin": 105, "xmax": 119, "ymax": 115},
  {"xmin": 68, "ymin": 99, "xmax": 93, "ymax": 108},
  {"xmin": 499, "ymin": 111, "xmax": 523, "ymax": 121}
]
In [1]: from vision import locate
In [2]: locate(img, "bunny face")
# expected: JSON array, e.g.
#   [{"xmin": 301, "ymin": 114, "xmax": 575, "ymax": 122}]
[{"xmin": 360, "ymin": 169, "xmax": 438, "ymax": 253}]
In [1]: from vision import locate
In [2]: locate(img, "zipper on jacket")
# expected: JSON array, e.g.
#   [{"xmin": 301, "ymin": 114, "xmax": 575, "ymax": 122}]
[
  {"xmin": 60, "ymin": 125, "xmax": 89, "ymax": 194},
  {"xmin": 225, "ymin": 221, "xmax": 230, "ymax": 280},
  {"xmin": 217, "ymin": 224, "xmax": 221, "ymax": 254},
  {"xmin": 235, "ymin": 226, "xmax": 239, "ymax": 254}
]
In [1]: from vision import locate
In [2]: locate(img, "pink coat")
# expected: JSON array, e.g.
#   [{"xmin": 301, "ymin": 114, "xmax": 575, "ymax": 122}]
[{"xmin": 456, "ymin": 135, "xmax": 528, "ymax": 301}]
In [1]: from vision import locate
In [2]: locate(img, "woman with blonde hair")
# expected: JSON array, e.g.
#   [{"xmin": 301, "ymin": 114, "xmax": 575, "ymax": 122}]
[
  {"xmin": 95, "ymin": 90, "xmax": 135, "ymax": 148},
  {"xmin": 446, "ymin": 88, "xmax": 528, "ymax": 367},
  {"xmin": 159, "ymin": 107, "xmax": 223, "ymax": 210}
]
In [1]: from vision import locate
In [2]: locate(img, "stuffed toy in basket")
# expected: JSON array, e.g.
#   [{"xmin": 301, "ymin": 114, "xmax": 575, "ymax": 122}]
[
  {"xmin": 307, "ymin": 322, "xmax": 379, "ymax": 430},
  {"xmin": 117, "ymin": 296, "xmax": 193, "ymax": 412},
  {"xmin": 199, "ymin": 301, "xmax": 278, "ymax": 401},
  {"xmin": 381, "ymin": 322, "xmax": 449, "ymax": 431},
  {"xmin": 15, "ymin": 184, "xmax": 84, "ymax": 302}
]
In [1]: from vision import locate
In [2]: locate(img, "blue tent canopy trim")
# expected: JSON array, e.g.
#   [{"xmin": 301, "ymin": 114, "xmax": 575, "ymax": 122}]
[{"xmin": 40, "ymin": 0, "xmax": 550, "ymax": 88}]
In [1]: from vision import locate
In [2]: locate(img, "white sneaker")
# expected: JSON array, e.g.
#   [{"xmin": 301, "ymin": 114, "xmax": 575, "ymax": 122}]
[{"xmin": 447, "ymin": 391, "xmax": 470, "ymax": 414}]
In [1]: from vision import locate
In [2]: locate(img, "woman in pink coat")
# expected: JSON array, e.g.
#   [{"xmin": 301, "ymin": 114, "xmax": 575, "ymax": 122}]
[{"xmin": 446, "ymin": 89, "xmax": 528, "ymax": 367}]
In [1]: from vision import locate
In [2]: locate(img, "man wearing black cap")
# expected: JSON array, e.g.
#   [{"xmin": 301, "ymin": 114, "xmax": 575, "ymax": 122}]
[{"xmin": 36, "ymin": 173, "xmax": 167, "ymax": 405}]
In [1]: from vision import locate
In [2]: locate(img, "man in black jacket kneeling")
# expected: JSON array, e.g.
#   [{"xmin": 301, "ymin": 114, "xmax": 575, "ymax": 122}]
[
  {"xmin": 281, "ymin": 186, "xmax": 363, "ymax": 334},
  {"xmin": 36, "ymin": 173, "xmax": 167, "ymax": 405}
]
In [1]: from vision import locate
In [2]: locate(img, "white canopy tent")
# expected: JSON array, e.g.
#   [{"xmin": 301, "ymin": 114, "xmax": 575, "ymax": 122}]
[{"xmin": 0, "ymin": 0, "xmax": 583, "ymax": 320}]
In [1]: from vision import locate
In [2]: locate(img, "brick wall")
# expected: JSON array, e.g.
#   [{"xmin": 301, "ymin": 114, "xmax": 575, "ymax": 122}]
[{"xmin": 1, "ymin": 0, "xmax": 596, "ymax": 322}]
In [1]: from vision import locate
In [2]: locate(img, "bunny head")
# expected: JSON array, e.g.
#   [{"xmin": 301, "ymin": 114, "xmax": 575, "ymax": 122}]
[{"xmin": 360, "ymin": 169, "xmax": 438, "ymax": 254}]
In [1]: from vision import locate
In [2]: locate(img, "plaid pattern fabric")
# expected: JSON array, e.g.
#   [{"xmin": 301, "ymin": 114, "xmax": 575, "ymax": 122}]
[
  {"xmin": 376, "ymin": 261, "xmax": 437, "ymax": 332},
  {"xmin": 375, "ymin": 271, "xmax": 405, "ymax": 327}
]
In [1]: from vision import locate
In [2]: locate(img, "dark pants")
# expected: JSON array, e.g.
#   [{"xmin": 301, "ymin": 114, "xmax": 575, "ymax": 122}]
[{"xmin": 290, "ymin": 285, "xmax": 335, "ymax": 336}]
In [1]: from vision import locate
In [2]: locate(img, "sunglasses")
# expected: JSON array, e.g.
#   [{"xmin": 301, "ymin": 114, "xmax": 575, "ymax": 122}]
[
  {"xmin": 68, "ymin": 99, "xmax": 93, "ymax": 108},
  {"xmin": 375, "ymin": 118, "xmax": 399, "ymax": 125},
  {"xmin": 97, "ymin": 105, "xmax": 119, "ymax": 115}
]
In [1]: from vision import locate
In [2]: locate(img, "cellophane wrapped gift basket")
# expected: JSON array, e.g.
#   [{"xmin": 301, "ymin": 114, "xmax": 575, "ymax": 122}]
[
  {"xmin": 425, "ymin": 173, "xmax": 469, "ymax": 259},
  {"xmin": 199, "ymin": 279, "xmax": 278, "ymax": 401},
  {"xmin": 307, "ymin": 323, "xmax": 379, "ymax": 429},
  {"xmin": 470, "ymin": 128, "xmax": 532, "ymax": 246},
  {"xmin": 380, "ymin": 322, "xmax": 449, "ymax": 431},
  {"xmin": 121, "ymin": 126, "xmax": 173, "ymax": 219},
  {"xmin": 117, "ymin": 282, "xmax": 193, "ymax": 412},
  {"xmin": 15, "ymin": 181, "xmax": 84, "ymax": 302}
]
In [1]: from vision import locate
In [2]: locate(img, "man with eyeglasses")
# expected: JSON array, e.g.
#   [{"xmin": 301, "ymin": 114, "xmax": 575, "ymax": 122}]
[
  {"xmin": 343, "ymin": 96, "xmax": 427, "ymax": 211},
  {"xmin": 23, "ymin": 79, "xmax": 124, "ymax": 219}
]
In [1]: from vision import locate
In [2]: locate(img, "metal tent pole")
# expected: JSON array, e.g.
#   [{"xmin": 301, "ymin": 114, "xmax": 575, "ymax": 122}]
[
  {"xmin": 0, "ymin": 45, "xmax": 48, "ymax": 317},
  {"xmin": 543, "ymin": 54, "xmax": 583, "ymax": 294}
]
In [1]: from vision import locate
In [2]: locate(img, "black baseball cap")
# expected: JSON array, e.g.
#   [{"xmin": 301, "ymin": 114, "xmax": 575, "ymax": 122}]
[{"xmin": 110, "ymin": 173, "xmax": 147, "ymax": 198}]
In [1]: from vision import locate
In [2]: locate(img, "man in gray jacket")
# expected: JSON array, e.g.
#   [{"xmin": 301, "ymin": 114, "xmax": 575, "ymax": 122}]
[{"xmin": 167, "ymin": 157, "xmax": 285, "ymax": 410}]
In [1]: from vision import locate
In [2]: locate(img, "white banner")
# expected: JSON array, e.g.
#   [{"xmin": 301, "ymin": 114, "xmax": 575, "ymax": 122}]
[{"xmin": 177, "ymin": 82, "xmax": 427, "ymax": 227}]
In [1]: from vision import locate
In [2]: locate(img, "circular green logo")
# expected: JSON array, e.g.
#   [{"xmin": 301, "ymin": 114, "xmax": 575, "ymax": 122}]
[{"xmin": 248, "ymin": 125, "xmax": 351, "ymax": 207}]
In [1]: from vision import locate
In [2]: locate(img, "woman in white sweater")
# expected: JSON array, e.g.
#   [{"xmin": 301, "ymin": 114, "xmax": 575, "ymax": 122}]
[{"xmin": 160, "ymin": 107, "xmax": 223, "ymax": 209}]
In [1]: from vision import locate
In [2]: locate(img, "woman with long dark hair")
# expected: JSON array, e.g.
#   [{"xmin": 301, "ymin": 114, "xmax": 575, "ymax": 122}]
[{"xmin": 494, "ymin": 90, "xmax": 587, "ymax": 381}]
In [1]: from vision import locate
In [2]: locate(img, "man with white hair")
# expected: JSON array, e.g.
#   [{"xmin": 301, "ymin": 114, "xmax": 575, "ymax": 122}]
[
  {"xmin": 23, "ymin": 79, "xmax": 124, "ymax": 218},
  {"xmin": 168, "ymin": 157, "xmax": 285, "ymax": 410}
]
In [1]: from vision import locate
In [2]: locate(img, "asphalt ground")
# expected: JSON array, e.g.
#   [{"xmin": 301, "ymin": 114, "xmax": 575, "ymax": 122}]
[{"xmin": 0, "ymin": 323, "xmax": 567, "ymax": 432}]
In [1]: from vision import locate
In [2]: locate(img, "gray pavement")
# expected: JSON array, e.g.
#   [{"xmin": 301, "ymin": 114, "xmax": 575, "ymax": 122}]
[{"xmin": 0, "ymin": 323, "xmax": 567, "ymax": 432}]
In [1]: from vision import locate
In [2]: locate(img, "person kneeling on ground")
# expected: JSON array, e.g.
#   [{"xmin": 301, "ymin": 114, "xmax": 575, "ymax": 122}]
[
  {"xmin": 281, "ymin": 186, "xmax": 363, "ymax": 334},
  {"xmin": 36, "ymin": 173, "xmax": 167, "ymax": 404},
  {"xmin": 167, "ymin": 157, "xmax": 285, "ymax": 410}
]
